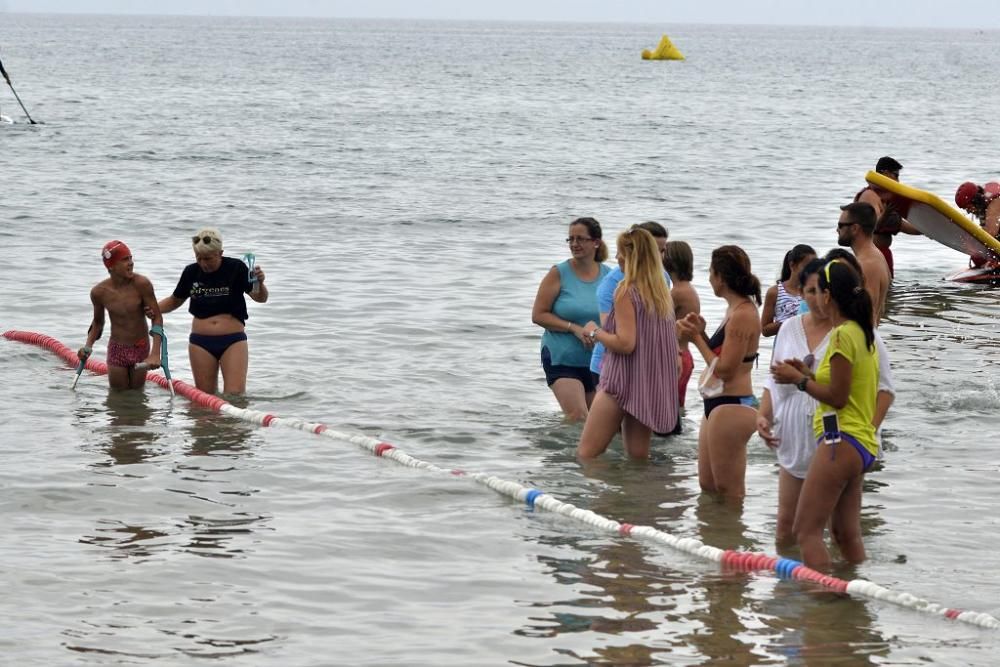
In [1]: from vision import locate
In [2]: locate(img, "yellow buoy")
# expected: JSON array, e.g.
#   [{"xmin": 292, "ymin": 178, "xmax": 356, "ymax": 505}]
[{"xmin": 641, "ymin": 34, "xmax": 685, "ymax": 61}]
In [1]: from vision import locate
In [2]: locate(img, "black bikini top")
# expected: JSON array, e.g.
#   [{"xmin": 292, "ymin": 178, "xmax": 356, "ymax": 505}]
[{"xmin": 707, "ymin": 304, "xmax": 759, "ymax": 364}]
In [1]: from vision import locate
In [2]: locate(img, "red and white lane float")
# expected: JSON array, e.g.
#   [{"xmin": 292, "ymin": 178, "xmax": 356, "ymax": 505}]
[{"xmin": 5, "ymin": 329, "xmax": 999, "ymax": 631}]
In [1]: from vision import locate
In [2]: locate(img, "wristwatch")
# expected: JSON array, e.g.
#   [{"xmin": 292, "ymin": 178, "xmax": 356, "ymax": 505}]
[{"xmin": 795, "ymin": 376, "xmax": 809, "ymax": 392}]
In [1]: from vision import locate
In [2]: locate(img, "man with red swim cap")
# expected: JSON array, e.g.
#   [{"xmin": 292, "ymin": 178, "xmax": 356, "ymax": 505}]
[
  {"xmin": 955, "ymin": 180, "xmax": 1000, "ymax": 240},
  {"xmin": 101, "ymin": 240, "xmax": 132, "ymax": 268},
  {"xmin": 78, "ymin": 240, "xmax": 166, "ymax": 389}
]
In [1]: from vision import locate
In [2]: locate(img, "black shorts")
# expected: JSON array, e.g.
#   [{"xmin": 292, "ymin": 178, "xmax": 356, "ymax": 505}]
[{"xmin": 541, "ymin": 347, "xmax": 597, "ymax": 393}]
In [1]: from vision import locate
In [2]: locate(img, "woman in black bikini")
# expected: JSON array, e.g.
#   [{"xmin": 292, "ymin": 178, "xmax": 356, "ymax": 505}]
[
  {"xmin": 678, "ymin": 246, "xmax": 761, "ymax": 502},
  {"xmin": 157, "ymin": 228, "xmax": 268, "ymax": 395}
]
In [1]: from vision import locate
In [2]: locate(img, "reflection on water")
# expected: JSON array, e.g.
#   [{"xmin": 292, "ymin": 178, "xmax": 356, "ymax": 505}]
[
  {"xmin": 671, "ymin": 495, "xmax": 755, "ymax": 664},
  {"xmin": 178, "ymin": 512, "xmax": 272, "ymax": 559},
  {"xmin": 78, "ymin": 401, "xmax": 269, "ymax": 563},
  {"xmin": 511, "ymin": 421, "xmax": 908, "ymax": 665},
  {"xmin": 78, "ymin": 519, "xmax": 170, "ymax": 559},
  {"xmin": 185, "ymin": 411, "xmax": 256, "ymax": 458},
  {"xmin": 85, "ymin": 391, "xmax": 165, "ymax": 467},
  {"xmin": 168, "ymin": 413, "xmax": 271, "ymax": 559},
  {"xmin": 693, "ymin": 494, "xmax": 752, "ymax": 552},
  {"xmin": 859, "ymin": 476, "xmax": 888, "ymax": 540},
  {"xmin": 62, "ymin": 613, "xmax": 280, "ymax": 661},
  {"xmin": 515, "ymin": 424, "xmax": 713, "ymax": 664},
  {"xmin": 757, "ymin": 579, "xmax": 889, "ymax": 666},
  {"xmin": 70, "ymin": 400, "xmax": 277, "ymax": 658},
  {"xmin": 578, "ymin": 460, "xmax": 697, "ymax": 665}
]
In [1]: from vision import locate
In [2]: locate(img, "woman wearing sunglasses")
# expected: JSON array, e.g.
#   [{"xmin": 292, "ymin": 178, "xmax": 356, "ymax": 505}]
[
  {"xmin": 157, "ymin": 228, "xmax": 268, "ymax": 394},
  {"xmin": 771, "ymin": 259, "xmax": 878, "ymax": 568},
  {"xmin": 532, "ymin": 217, "xmax": 611, "ymax": 422},
  {"xmin": 756, "ymin": 257, "xmax": 831, "ymax": 547}
]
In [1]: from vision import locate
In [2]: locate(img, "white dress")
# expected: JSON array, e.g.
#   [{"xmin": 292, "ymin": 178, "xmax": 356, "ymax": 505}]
[
  {"xmin": 873, "ymin": 332, "xmax": 895, "ymax": 459},
  {"xmin": 766, "ymin": 315, "xmax": 831, "ymax": 479}
]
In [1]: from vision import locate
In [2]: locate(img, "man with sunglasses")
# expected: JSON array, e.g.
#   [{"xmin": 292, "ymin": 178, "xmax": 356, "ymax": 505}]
[
  {"xmin": 853, "ymin": 156, "xmax": 921, "ymax": 278},
  {"xmin": 836, "ymin": 202, "xmax": 890, "ymax": 326}
]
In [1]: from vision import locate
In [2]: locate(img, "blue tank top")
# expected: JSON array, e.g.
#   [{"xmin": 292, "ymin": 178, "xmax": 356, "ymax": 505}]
[
  {"xmin": 590, "ymin": 267, "xmax": 671, "ymax": 374},
  {"xmin": 541, "ymin": 260, "xmax": 610, "ymax": 367}
]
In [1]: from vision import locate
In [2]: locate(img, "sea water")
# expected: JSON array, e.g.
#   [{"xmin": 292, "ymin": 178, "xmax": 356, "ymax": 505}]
[{"xmin": 2, "ymin": 14, "xmax": 1000, "ymax": 665}]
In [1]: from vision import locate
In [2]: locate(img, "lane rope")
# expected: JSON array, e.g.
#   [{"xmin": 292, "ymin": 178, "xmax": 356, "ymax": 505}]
[{"xmin": 5, "ymin": 329, "xmax": 998, "ymax": 631}]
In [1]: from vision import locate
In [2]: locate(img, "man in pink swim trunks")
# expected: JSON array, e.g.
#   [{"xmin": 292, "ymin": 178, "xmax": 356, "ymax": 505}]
[{"xmin": 78, "ymin": 240, "xmax": 165, "ymax": 390}]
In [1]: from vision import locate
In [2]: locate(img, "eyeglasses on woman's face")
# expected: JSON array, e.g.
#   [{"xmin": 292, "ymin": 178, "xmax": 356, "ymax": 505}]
[
  {"xmin": 193, "ymin": 235, "xmax": 218, "ymax": 245},
  {"xmin": 566, "ymin": 236, "xmax": 594, "ymax": 244}
]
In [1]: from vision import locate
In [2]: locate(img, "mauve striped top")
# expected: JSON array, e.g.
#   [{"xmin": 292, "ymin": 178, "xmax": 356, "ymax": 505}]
[{"xmin": 599, "ymin": 288, "xmax": 680, "ymax": 433}]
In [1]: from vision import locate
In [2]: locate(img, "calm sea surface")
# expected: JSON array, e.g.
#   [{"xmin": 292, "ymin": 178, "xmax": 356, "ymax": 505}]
[{"xmin": 2, "ymin": 13, "xmax": 1000, "ymax": 665}]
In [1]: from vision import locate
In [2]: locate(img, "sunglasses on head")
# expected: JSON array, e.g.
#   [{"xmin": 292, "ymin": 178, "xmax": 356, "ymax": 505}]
[{"xmin": 192, "ymin": 235, "xmax": 218, "ymax": 245}]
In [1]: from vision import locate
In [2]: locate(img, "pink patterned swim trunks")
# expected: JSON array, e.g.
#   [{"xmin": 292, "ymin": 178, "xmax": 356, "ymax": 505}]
[{"xmin": 107, "ymin": 338, "xmax": 150, "ymax": 368}]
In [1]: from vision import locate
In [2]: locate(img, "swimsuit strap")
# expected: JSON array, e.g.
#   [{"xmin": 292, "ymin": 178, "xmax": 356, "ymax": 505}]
[{"xmin": 708, "ymin": 300, "xmax": 757, "ymax": 351}]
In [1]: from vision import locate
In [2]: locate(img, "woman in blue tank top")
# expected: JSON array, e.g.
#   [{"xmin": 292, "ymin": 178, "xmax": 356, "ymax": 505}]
[{"xmin": 532, "ymin": 217, "xmax": 611, "ymax": 422}]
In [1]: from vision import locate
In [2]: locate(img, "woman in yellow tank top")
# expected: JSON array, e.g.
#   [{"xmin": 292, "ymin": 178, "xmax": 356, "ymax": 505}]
[{"xmin": 771, "ymin": 260, "xmax": 879, "ymax": 568}]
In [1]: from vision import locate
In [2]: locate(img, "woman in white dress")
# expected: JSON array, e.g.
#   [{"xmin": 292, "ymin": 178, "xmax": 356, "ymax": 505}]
[{"xmin": 756, "ymin": 258, "xmax": 830, "ymax": 547}]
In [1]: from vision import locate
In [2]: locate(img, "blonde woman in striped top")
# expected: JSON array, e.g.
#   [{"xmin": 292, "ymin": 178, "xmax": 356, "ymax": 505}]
[{"xmin": 578, "ymin": 227, "xmax": 680, "ymax": 459}]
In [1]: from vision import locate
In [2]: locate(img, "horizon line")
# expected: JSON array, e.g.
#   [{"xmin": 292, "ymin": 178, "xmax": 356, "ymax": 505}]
[{"xmin": 2, "ymin": 10, "xmax": 995, "ymax": 31}]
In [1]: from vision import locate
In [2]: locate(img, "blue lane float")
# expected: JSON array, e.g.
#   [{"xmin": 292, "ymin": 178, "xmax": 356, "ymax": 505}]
[{"xmin": 4, "ymin": 329, "xmax": 1000, "ymax": 632}]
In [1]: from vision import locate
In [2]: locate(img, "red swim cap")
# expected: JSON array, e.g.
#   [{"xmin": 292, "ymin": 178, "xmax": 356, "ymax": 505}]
[
  {"xmin": 102, "ymin": 240, "xmax": 132, "ymax": 268},
  {"xmin": 955, "ymin": 182, "xmax": 979, "ymax": 209}
]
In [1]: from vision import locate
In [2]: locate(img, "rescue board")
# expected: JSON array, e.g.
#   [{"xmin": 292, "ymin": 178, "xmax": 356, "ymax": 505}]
[{"xmin": 866, "ymin": 171, "xmax": 1000, "ymax": 267}]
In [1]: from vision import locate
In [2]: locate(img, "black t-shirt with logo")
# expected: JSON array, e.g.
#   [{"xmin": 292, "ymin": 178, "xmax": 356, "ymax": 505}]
[{"xmin": 173, "ymin": 256, "xmax": 252, "ymax": 323}]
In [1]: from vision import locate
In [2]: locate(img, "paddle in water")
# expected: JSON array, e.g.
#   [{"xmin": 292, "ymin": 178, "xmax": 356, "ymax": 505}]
[{"xmin": 0, "ymin": 53, "xmax": 38, "ymax": 124}]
